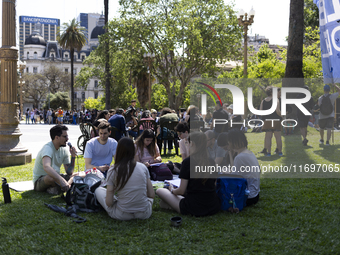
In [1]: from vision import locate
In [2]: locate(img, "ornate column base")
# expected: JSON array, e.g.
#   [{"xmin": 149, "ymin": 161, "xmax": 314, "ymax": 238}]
[{"xmin": 0, "ymin": 102, "xmax": 32, "ymax": 167}]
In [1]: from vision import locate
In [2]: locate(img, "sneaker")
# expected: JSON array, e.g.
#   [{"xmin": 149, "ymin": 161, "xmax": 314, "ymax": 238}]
[
  {"xmin": 325, "ymin": 141, "xmax": 330, "ymax": 146},
  {"xmin": 274, "ymin": 148, "xmax": 279, "ymax": 154},
  {"xmin": 265, "ymin": 153, "xmax": 271, "ymax": 157},
  {"xmin": 167, "ymin": 149, "xmax": 172, "ymax": 154},
  {"xmin": 302, "ymin": 138, "xmax": 308, "ymax": 146},
  {"xmin": 319, "ymin": 139, "xmax": 324, "ymax": 144},
  {"xmin": 260, "ymin": 148, "xmax": 267, "ymax": 154},
  {"xmin": 278, "ymin": 152, "xmax": 283, "ymax": 156}
]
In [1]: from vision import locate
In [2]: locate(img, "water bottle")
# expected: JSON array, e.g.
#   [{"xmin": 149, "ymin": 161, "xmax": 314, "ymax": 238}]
[
  {"xmin": 2, "ymin": 177, "xmax": 11, "ymax": 204},
  {"xmin": 245, "ymin": 189, "xmax": 250, "ymax": 197}
]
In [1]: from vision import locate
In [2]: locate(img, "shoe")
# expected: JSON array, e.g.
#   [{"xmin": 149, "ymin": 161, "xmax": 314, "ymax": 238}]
[
  {"xmin": 260, "ymin": 148, "xmax": 267, "ymax": 154},
  {"xmin": 319, "ymin": 139, "xmax": 324, "ymax": 144},
  {"xmin": 302, "ymin": 138, "xmax": 308, "ymax": 146},
  {"xmin": 274, "ymin": 148, "xmax": 279, "ymax": 154},
  {"xmin": 265, "ymin": 153, "xmax": 271, "ymax": 157},
  {"xmin": 278, "ymin": 152, "xmax": 283, "ymax": 156},
  {"xmin": 167, "ymin": 150, "xmax": 172, "ymax": 154},
  {"xmin": 326, "ymin": 141, "xmax": 330, "ymax": 146}
]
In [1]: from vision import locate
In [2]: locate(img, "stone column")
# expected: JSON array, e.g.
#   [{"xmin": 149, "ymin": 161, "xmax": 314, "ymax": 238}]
[{"xmin": 0, "ymin": 0, "xmax": 31, "ymax": 166}]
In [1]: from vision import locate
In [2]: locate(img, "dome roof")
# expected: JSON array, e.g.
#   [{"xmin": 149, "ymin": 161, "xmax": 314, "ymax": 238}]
[
  {"xmin": 90, "ymin": 26, "xmax": 105, "ymax": 39},
  {"xmin": 90, "ymin": 15, "xmax": 105, "ymax": 39},
  {"xmin": 25, "ymin": 33, "xmax": 46, "ymax": 46}
]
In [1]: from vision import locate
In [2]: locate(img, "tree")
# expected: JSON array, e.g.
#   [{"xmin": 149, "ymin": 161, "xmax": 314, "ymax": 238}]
[
  {"xmin": 59, "ymin": 18, "xmax": 87, "ymax": 110},
  {"xmin": 84, "ymin": 96, "xmax": 105, "ymax": 110},
  {"xmin": 42, "ymin": 65, "xmax": 71, "ymax": 94},
  {"xmin": 42, "ymin": 91, "xmax": 71, "ymax": 110},
  {"xmin": 23, "ymin": 73, "xmax": 48, "ymax": 108},
  {"xmin": 115, "ymin": 0, "xmax": 242, "ymax": 109},
  {"xmin": 283, "ymin": 0, "xmax": 305, "ymax": 84}
]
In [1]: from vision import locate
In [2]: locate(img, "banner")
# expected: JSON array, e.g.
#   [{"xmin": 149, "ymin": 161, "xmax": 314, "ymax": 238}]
[{"xmin": 314, "ymin": 0, "xmax": 340, "ymax": 84}]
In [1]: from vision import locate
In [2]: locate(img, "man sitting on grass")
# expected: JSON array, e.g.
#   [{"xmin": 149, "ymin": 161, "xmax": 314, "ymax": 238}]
[
  {"xmin": 33, "ymin": 125, "xmax": 79, "ymax": 195},
  {"xmin": 84, "ymin": 121, "xmax": 118, "ymax": 177}
]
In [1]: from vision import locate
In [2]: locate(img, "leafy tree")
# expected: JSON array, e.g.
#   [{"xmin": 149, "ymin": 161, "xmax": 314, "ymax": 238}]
[
  {"xmin": 114, "ymin": 0, "xmax": 242, "ymax": 109},
  {"xmin": 84, "ymin": 96, "xmax": 105, "ymax": 110},
  {"xmin": 42, "ymin": 92, "xmax": 71, "ymax": 110},
  {"xmin": 58, "ymin": 18, "xmax": 87, "ymax": 110},
  {"xmin": 104, "ymin": 0, "xmax": 111, "ymax": 109}
]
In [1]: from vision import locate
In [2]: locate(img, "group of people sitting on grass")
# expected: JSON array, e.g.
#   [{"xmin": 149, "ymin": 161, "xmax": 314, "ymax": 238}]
[{"xmin": 33, "ymin": 116, "xmax": 260, "ymax": 220}]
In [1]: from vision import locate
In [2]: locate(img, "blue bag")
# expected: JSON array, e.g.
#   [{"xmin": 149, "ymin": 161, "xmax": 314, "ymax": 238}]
[{"xmin": 216, "ymin": 178, "xmax": 248, "ymax": 212}]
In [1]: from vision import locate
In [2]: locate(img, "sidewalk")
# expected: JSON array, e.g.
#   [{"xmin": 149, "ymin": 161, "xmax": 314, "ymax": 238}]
[{"xmin": 18, "ymin": 120, "xmax": 82, "ymax": 159}]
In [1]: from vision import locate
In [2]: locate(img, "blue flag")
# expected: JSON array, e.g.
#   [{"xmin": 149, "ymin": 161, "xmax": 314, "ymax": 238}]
[{"xmin": 314, "ymin": 0, "xmax": 340, "ymax": 84}]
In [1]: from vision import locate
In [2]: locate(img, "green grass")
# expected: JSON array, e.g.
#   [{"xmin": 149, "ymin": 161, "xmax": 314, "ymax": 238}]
[{"xmin": 1, "ymin": 127, "xmax": 340, "ymax": 254}]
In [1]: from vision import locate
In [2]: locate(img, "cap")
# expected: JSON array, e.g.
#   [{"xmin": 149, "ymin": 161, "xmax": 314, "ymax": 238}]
[
  {"xmin": 227, "ymin": 104, "xmax": 233, "ymax": 110},
  {"xmin": 131, "ymin": 99, "xmax": 137, "ymax": 103},
  {"xmin": 324, "ymin": 85, "xmax": 330, "ymax": 91}
]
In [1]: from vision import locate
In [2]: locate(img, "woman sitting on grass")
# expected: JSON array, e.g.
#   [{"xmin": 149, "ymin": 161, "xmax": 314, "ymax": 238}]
[
  {"xmin": 156, "ymin": 132, "xmax": 221, "ymax": 216},
  {"xmin": 227, "ymin": 129, "xmax": 260, "ymax": 206},
  {"xmin": 135, "ymin": 129, "xmax": 162, "ymax": 167},
  {"xmin": 95, "ymin": 137, "xmax": 155, "ymax": 220}
]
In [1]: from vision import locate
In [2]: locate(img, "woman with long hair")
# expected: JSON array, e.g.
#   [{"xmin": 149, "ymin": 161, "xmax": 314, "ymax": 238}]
[
  {"xmin": 95, "ymin": 137, "xmax": 155, "ymax": 220},
  {"xmin": 156, "ymin": 132, "xmax": 220, "ymax": 216},
  {"xmin": 135, "ymin": 129, "xmax": 162, "ymax": 167}
]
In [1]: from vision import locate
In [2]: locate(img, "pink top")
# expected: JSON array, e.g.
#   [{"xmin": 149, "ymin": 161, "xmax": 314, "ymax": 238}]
[
  {"xmin": 139, "ymin": 117, "xmax": 155, "ymax": 130},
  {"xmin": 135, "ymin": 144, "xmax": 160, "ymax": 163}
]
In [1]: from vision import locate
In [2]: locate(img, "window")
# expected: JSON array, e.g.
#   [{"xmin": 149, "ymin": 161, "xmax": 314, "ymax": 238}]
[
  {"xmin": 51, "ymin": 54, "xmax": 54, "ymax": 61},
  {"xmin": 82, "ymin": 55, "xmax": 85, "ymax": 62},
  {"xmin": 73, "ymin": 69, "xmax": 77, "ymax": 75},
  {"xmin": 94, "ymin": 80, "xmax": 98, "ymax": 88},
  {"xmin": 94, "ymin": 92, "xmax": 98, "ymax": 99},
  {"xmin": 82, "ymin": 92, "xmax": 85, "ymax": 100},
  {"xmin": 74, "ymin": 54, "xmax": 77, "ymax": 61},
  {"xmin": 65, "ymin": 54, "xmax": 68, "ymax": 61},
  {"xmin": 34, "ymin": 52, "xmax": 37, "ymax": 59},
  {"xmin": 74, "ymin": 92, "xmax": 77, "ymax": 99},
  {"xmin": 26, "ymin": 67, "xmax": 29, "ymax": 73},
  {"xmin": 26, "ymin": 52, "xmax": 29, "ymax": 59},
  {"xmin": 65, "ymin": 68, "xmax": 68, "ymax": 74},
  {"xmin": 33, "ymin": 67, "xmax": 38, "ymax": 73}
]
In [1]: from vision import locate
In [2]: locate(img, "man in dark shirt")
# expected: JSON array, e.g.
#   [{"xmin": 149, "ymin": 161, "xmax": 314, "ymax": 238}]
[
  {"xmin": 212, "ymin": 103, "xmax": 229, "ymax": 134},
  {"xmin": 108, "ymin": 108, "xmax": 126, "ymax": 141},
  {"xmin": 126, "ymin": 99, "xmax": 137, "ymax": 123}
]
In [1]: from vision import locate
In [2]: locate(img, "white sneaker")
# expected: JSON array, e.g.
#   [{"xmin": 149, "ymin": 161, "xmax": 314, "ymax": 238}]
[{"xmin": 319, "ymin": 139, "xmax": 324, "ymax": 144}]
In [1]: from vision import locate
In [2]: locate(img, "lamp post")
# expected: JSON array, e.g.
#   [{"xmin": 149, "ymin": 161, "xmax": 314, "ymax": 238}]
[
  {"xmin": 0, "ymin": 0, "xmax": 31, "ymax": 166},
  {"xmin": 237, "ymin": 7, "xmax": 255, "ymax": 77},
  {"xmin": 143, "ymin": 52, "xmax": 155, "ymax": 110}
]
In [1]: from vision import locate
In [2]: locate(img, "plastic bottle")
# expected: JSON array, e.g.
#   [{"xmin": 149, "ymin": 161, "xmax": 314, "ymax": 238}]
[
  {"xmin": 2, "ymin": 177, "xmax": 11, "ymax": 204},
  {"xmin": 245, "ymin": 189, "xmax": 250, "ymax": 196}
]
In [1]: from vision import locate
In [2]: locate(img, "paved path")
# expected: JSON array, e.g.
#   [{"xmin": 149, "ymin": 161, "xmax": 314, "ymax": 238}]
[{"xmin": 18, "ymin": 122, "xmax": 82, "ymax": 159}]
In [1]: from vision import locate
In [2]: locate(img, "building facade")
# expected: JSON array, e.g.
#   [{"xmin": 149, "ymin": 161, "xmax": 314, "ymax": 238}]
[{"xmin": 21, "ymin": 14, "xmax": 105, "ymax": 111}]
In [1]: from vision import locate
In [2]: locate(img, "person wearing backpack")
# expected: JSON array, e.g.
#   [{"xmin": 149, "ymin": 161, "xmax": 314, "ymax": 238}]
[
  {"xmin": 95, "ymin": 137, "xmax": 155, "ymax": 220},
  {"xmin": 318, "ymin": 84, "xmax": 340, "ymax": 145}
]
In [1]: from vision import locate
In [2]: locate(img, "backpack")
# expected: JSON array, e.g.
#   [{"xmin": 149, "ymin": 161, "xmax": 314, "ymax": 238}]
[
  {"xmin": 149, "ymin": 163, "xmax": 173, "ymax": 181},
  {"xmin": 216, "ymin": 178, "xmax": 248, "ymax": 213},
  {"xmin": 64, "ymin": 174, "xmax": 102, "ymax": 213},
  {"xmin": 320, "ymin": 94, "xmax": 333, "ymax": 115}
]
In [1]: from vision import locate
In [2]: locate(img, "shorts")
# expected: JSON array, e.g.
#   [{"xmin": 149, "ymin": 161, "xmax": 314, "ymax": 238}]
[
  {"xmin": 319, "ymin": 117, "xmax": 334, "ymax": 130},
  {"xmin": 58, "ymin": 117, "xmax": 63, "ymax": 122},
  {"xmin": 34, "ymin": 174, "xmax": 70, "ymax": 192},
  {"xmin": 297, "ymin": 115, "xmax": 309, "ymax": 128},
  {"xmin": 262, "ymin": 120, "xmax": 282, "ymax": 132}
]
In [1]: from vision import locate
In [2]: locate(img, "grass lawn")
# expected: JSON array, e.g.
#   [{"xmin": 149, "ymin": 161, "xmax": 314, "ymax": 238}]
[{"xmin": 0, "ymin": 127, "xmax": 340, "ymax": 254}]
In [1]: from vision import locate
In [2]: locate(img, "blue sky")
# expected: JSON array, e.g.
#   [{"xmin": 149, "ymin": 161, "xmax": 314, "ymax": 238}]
[{"xmin": 0, "ymin": 0, "xmax": 294, "ymax": 46}]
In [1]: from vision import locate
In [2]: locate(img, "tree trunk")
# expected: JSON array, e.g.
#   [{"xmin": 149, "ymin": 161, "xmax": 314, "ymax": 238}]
[
  {"xmin": 70, "ymin": 48, "xmax": 74, "ymax": 110},
  {"xmin": 283, "ymin": 0, "xmax": 304, "ymax": 87},
  {"xmin": 136, "ymin": 72, "xmax": 149, "ymax": 109},
  {"xmin": 104, "ymin": 0, "xmax": 111, "ymax": 109}
]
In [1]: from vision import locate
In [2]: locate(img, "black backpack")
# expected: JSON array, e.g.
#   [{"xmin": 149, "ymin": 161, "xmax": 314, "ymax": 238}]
[
  {"xmin": 320, "ymin": 94, "xmax": 333, "ymax": 115},
  {"xmin": 64, "ymin": 174, "xmax": 102, "ymax": 213}
]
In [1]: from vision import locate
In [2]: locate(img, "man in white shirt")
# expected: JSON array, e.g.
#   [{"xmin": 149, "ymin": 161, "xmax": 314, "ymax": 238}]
[{"xmin": 84, "ymin": 121, "xmax": 118, "ymax": 177}]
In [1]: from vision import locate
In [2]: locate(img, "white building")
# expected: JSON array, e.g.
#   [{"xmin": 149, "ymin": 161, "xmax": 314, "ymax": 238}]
[{"xmin": 22, "ymin": 15, "xmax": 106, "ymax": 111}]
